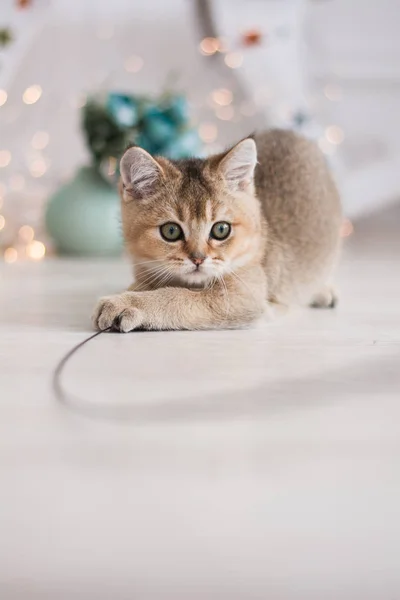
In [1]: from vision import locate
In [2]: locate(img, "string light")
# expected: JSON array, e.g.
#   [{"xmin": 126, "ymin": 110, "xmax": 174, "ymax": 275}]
[
  {"xmin": 199, "ymin": 37, "xmax": 219, "ymax": 56},
  {"xmin": 318, "ymin": 137, "xmax": 336, "ymax": 155},
  {"xmin": 4, "ymin": 247, "xmax": 18, "ymax": 263},
  {"xmin": 31, "ymin": 131, "xmax": 49, "ymax": 150},
  {"xmin": 215, "ymin": 105, "xmax": 234, "ymax": 121},
  {"xmin": 0, "ymin": 27, "xmax": 346, "ymax": 264},
  {"xmin": 29, "ymin": 158, "xmax": 48, "ymax": 178},
  {"xmin": 340, "ymin": 219, "xmax": 354, "ymax": 237},
  {"xmin": 18, "ymin": 225, "xmax": 35, "ymax": 243},
  {"xmin": 0, "ymin": 150, "xmax": 11, "ymax": 168},
  {"xmin": 23, "ymin": 85, "xmax": 42, "ymax": 105},
  {"xmin": 324, "ymin": 84, "xmax": 342, "ymax": 102},
  {"xmin": 242, "ymin": 29, "xmax": 263, "ymax": 47},
  {"xmin": 211, "ymin": 88, "xmax": 233, "ymax": 106},
  {"xmin": 216, "ymin": 37, "xmax": 228, "ymax": 53},
  {"xmin": 0, "ymin": 90, "xmax": 7, "ymax": 106},
  {"xmin": 124, "ymin": 55, "xmax": 143, "ymax": 73},
  {"xmin": 107, "ymin": 156, "xmax": 117, "ymax": 176},
  {"xmin": 26, "ymin": 240, "xmax": 46, "ymax": 260},
  {"xmin": 325, "ymin": 125, "xmax": 344, "ymax": 145},
  {"xmin": 198, "ymin": 123, "xmax": 218, "ymax": 143},
  {"xmin": 224, "ymin": 52, "xmax": 243, "ymax": 69}
]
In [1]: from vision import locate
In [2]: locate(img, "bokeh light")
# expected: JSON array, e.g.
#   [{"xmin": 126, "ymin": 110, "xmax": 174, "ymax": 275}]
[
  {"xmin": 29, "ymin": 158, "xmax": 48, "ymax": 178},
  {"xmin": 318, "ymin": 137, "xmax": 337, "ymax": 155},
  {"xmin": 124, "ymin": 55, "xmax": 144, "ymax": 73},
  {"xmin": 23, "ymin": 85, "xmax": 42, "ymax": 105},
  {"xmin": 324, "ymin": 84, "xmax": 342, "ymax": 102},
  {"xmin": 9, "ymin": 174, "xmax": 25, "ymax": 191},
  {"xmin": 0, "ymin": 90, "xmax": 7, "ymax": 107},
  {"xmin": 19, "ymin": 225, "xmax": 35, "ymax": 243},
  {"xmin": 325, "ymin": 125, "xmax": 345, "ymax": 145},
  {"xmin": 211, "ymin": 88, "xmax": 233, "ymax": 106},
  {"xmin": 199, "ymin": 37, "xmax": 219, "ymax": 56},
  {"xmin": 4, "ymin": 247, "xmax": 18, "ymax": 263},
  {"xmin": 215, "ymin": 106, "xmax": 234, "ymax": 121},
  {"xmin": 198, "ymin": 123, "xmax": 218, "ymax": 143},
  {"xmin": 107, "ymin": 156, "xmax": 117, "ymax": 176},
  {"xmin": 340, "ymin": 219, "xmax": 354, "ymax": 237},
  {"xmin": 27, "ymin": 240, "xmax": 46, "ymax": 260},
  {"xmin": 0, "ymin": 150, "xmax": 11, "ymax": 168},
  {"xmin": 31, "ymin": 131, "xmax": 50, "ymax": 150},
  {"xmin": 224, "ymin": 52, "xmax": 243, "ymax": 69}
]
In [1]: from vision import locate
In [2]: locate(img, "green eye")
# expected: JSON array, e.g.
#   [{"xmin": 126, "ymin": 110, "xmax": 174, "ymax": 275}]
[
  {"xmin": 160, "ymin": 222, "xmax": 184, "ymax": 242},
  {"xmin": 210, "ymin": 221, "xmax": 231, "ymax": 240}
]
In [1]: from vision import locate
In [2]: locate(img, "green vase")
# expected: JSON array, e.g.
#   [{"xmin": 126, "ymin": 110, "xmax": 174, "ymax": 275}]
[{"xmin": 45, "ymin": 166, "xmax": 123, "ymax": 256}]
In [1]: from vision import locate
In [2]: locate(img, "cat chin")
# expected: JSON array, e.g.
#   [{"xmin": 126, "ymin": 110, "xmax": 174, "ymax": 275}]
[{"xmin": 179, "ymin": 270, "xmax": 218, "ymax": 287}]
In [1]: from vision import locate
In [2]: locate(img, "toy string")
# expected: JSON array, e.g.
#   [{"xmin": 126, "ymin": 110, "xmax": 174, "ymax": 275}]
[{"xmin": 52, "ymin": 327, "xmax": 112, "ymax": 416}]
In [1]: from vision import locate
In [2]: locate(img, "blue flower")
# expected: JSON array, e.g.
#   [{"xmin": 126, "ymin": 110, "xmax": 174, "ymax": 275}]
[
  {"xmin": 134, "ymin": 132, "xmax": 158, "ymax": 155},
  {"xmin": 144, "ymin": 114, "xmax": 176, "ymax": 147},
  {"xmin": 107, "ymin": 94, "xmax": 138, "ymax": 128},
  {"xmin": 162, "ymin": 129, "xmax": 200, "ymax": 159},
  {"xmin": 164, "ymin": 95, "xmax": 189, "ymax": 126}
]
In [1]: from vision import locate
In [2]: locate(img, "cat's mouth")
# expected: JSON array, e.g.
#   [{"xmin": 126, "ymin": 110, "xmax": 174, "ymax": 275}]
[
  {"xmin": 170, "ymin": 258, "xmax": 226, "ymax": 285},
  {"xmin": 177, "ymin": 263, "xmax": 214, "ymax": 286}
]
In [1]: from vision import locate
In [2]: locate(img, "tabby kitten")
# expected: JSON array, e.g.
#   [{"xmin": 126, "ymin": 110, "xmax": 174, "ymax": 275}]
[{"xmin": 93, "ymin": 129, "xmax": 342, "ymax": 332}]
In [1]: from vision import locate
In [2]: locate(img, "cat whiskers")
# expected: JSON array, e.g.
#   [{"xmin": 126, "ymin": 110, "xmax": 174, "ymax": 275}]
[
  {"xmin": 134, "ymin": 259, "xmax": 164, "ymax": 267},
  {"xmin": 230, "ymin": 269, "xmax": 258, "ymax": 308},
  {"xmin": 147, "ymin": 266, "xmax": 176, "ymax": 289},
  {"xmin": 155, "ymin": 267, "xmax": 175, "ymax": 289},
  {"xmin": 134, "ymin": 264, "xmax": 175, "ymax": 291},
  {"xmin": 134, "ymin": 266, "xmax": 165, "ymax": 290},
  {"xmin": 205, "ymin": 276, "xmax": 218, "ymax": 292},
  {"xmin": 218, "ymin": 275, "xmax": 231, "ymax": 317},
  {"xmin": 132, "ymin": 260, "xmax": 168, "ymax": 290}
]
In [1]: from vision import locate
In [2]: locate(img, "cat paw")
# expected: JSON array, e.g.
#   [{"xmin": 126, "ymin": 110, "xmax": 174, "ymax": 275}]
[
  {"xmin": 92, "ymin": 294, "xmax": 144, "ymax": 332},
  {"xmin": 309, "ymin": 286, "xmax": 338, "ymax": 309}
]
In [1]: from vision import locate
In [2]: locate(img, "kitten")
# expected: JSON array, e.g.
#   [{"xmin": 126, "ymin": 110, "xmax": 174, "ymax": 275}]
[{"xmin": 93, "ymin": 129, "xmax": 342, "ymax": 332}]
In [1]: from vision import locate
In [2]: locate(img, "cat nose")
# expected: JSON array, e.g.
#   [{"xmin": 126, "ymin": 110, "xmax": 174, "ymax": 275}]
[{"xmin": 190, "ymin": 254, "xmax": 206, "ymax": 266}]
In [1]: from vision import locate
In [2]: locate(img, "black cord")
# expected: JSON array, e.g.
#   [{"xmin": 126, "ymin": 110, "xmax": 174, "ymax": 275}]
[{"xmin": 52, "ymin": 327, "xmax": 112, "ymax": 416}]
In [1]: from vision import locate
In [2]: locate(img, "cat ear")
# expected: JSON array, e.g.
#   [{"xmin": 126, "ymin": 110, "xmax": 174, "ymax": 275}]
[
  {"xmin": 219, "ymin": 138, "xmax": 257, "ymax": 192},
  {"xmin": 120, "ymin": 146, "xmax": 164, "ymax": 199}
]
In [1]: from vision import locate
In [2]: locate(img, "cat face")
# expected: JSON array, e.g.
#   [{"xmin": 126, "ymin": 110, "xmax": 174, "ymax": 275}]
[{"xmin": 120, "ymin": 139, "xmax": 264, "ymax": 287}]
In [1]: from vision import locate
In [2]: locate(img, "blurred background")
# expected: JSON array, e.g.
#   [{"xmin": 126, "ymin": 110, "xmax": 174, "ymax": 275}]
[{"xmin": 1, "ymin": 0, "xmax": 399, "ymax": 261}]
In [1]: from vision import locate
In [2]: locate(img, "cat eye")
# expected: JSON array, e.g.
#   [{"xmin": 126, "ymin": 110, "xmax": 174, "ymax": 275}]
[
  {"xmin": 160, "ymin": 222, "xmax": 184, "ymax": 242},
  {"xmin": 210, "ymin": 221, "xmax": 231, "ymax": 241}
]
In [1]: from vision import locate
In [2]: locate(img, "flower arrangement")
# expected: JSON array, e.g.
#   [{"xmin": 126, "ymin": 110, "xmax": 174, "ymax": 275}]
[{"xmin": 82, "ymin": 91, "xmax": 200, "ymax": 180}]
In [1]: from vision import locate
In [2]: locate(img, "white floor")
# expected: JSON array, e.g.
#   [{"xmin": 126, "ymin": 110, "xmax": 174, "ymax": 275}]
[{"xmin": 1, "ymin": 206, "xmax": 400, "ymax": 600}]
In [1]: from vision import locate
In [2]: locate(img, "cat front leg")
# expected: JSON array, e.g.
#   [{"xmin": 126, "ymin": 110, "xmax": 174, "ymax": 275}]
[{"xmin": 92, "ymin": 275, "xmax": 266, "ymax": 332}]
